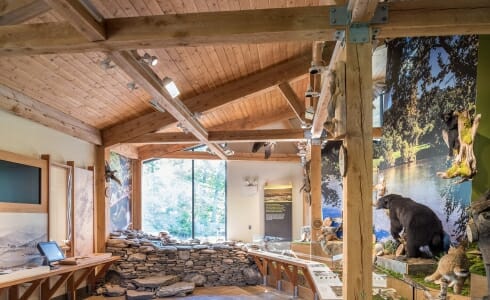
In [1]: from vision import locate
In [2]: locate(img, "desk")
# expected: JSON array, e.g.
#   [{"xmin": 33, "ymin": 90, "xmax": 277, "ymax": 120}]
[{"xmin": 0, "ymin": 254, "xmax": 119, "ymax": 300}]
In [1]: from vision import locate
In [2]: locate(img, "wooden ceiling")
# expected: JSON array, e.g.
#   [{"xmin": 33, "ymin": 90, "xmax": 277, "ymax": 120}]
[{"xmin": 0, "ymin": 0, "xmax": 489, "ymax": 160}]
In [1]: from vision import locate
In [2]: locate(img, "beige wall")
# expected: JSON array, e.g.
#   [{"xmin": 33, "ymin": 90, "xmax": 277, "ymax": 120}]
[
  {"xmin": 227, "ymin": 160, "xmax": 303, "ymax": 242},
  {"xmin": 0, "ymin": 110, "xmax": 95, "ymax": 167}
]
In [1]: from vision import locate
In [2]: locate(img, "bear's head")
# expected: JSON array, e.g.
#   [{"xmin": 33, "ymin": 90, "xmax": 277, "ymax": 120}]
[{"xmin": 375, "ymin": 194, "xmax": 402, "ymax": 209}]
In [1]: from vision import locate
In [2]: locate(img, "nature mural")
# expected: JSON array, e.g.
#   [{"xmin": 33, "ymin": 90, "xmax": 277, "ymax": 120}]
[
  {"xmin": 109, "ymin": 152, "xmax": 132, "ymax": 231},
  {"xmin": 322, "ymin": 36, "xmax": 479, "ymax": 243}
]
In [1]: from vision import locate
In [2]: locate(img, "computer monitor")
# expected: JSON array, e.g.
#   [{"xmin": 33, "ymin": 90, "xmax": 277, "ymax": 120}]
[{"xmin": 37, "ymin": 241, "xmax": 65, "ymax": 269}]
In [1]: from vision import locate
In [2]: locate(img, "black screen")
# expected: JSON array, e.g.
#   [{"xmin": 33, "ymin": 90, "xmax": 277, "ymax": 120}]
[
  {"xmin": 0, "ymin": 159, "xmax": 41, "ymax": 204},
  {"xmin": 37, "ymin": 241, "xmax": 65, "ymax": 263}
]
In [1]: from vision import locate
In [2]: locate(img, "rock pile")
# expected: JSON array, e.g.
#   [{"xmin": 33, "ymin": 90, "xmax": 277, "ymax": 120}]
[{"xmin": 104, "ymin": 230, "xmax": 262, "ymax": 296}]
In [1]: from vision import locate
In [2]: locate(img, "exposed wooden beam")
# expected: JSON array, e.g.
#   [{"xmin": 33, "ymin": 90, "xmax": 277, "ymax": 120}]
[
  {"xmin": 128, "ymin": 129, "xmax": 305, "ymax": 144},
  {"xmin": 311, "ymin": 41, "xmax": 343, "ymax": 138},
  {"xmin": 277, "ymin": 82, "xmax": 305, "ymax": 123},
  {"xmin": 44, "ymin": 0, "xmax": 105, "ymax": 41},
  {"xmin": 0, "ymin": 6, "xmax": 334, "ymax": 56},
  {"xmin": 102, "ymin": 54, "xmax": 312, "ymax": 146},
  {"xmin": 0, "ymin": 2, "xmax": 489, "ymax": 56},
  {"xmin": 0, "ymin": 0, "xmax": 50, "ymax": 25},
  {"xmin": 0, "ymin": 84, "xmax": 102, "ymax": 145},
  {"xmin": 137, "ymin": 108, "xmax": 296, "ymax": 159},
  {"xmin": 140, "ymin": 151, "xmax": 300, "ymax": 162},
  {"xmin": 350, "ymin": 0, "xmax": 379, "ymax": 23},
  {"xmin": 109, "ymin": 50, "xmax": 227, "ymax": 160},
  {"xmin": 108, "ymin": 144, "xmax": 138, "ymax": 159},
  {"xmin": 342, "ymin": 37, "xmax": 373, "ymax": 300}
]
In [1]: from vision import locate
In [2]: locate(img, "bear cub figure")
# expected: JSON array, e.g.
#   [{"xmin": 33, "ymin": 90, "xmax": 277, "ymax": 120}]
[{"xmin": 376, "ymin": 194, "xmax": 445, "ymax": 258}]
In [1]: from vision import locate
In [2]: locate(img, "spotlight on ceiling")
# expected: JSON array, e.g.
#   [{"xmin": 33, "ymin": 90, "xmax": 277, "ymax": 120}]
[
  {"xmin": 99, "ymin": 57, "xmax": 115, "ymax": 70},
  {"xmin": 162, "ymin": 77, "xmax": 180, "ymax": 98},
  {"xmin": 141, "ymin": 53, "xmax": 158, "ymax": 66},
  {"xmin": 149, "ymin": 98, "xmax": 166, "ymax": 113},
  {"xmin": 127, "ymin": 81, "xmax": 138, "ymax": 91}
]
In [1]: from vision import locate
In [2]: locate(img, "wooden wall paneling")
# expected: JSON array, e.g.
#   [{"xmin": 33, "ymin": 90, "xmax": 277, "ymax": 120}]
[
  {"xmin": 342, "ymin": 40, "xmax": 373, "ymax": 299},
  {"xmin": 131, "ymin": 160, "xmax": 142, "ymax": 230}
]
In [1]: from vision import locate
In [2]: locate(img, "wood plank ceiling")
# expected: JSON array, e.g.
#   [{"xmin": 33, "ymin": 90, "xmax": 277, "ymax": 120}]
[{"xmin": 0, "ymin": 0, "xmax": 325, "ymax": 160}]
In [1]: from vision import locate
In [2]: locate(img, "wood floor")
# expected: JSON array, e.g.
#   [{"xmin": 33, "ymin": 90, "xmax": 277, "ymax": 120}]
[{"xmin": 87, "ymin": 285, "xmax": 301, "ymax": 299}]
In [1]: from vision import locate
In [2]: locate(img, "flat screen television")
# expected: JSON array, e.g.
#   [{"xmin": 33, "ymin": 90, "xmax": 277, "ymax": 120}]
[
  {"xmin": 37, "ymin": 241, "xmax": 65, "ymax": 268},
  {"xmin": 0, "ymin": 159, "xmax": 41, "ymax": 204}
]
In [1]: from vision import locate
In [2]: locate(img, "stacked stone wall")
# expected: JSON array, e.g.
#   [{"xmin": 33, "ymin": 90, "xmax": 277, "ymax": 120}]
[{"xmin": 106, "ymin": 237, "xmax": 261, "ymax": 288}]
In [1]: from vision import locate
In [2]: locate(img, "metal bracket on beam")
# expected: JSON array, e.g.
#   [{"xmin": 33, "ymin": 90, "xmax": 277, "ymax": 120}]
[
  {"xmin": 348, "ymin": 23, "xmax": 371, "ymax": 44},
  {"xmin": 329, "ymin": 6, "xmax": 350, "ymax": 26}
]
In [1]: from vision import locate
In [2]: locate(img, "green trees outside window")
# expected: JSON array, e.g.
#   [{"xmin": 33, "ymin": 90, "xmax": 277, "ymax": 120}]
[{"xmin": 142, "ymin": 159, "xmax": 226, "ymax": 242}]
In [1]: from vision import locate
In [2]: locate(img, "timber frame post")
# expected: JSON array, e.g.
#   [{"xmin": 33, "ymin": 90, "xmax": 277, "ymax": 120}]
[
  {"xmin": 341, "ymin": 27, "xmax": 374, "ymax": 300},
  {"xmin": 95, "ymin": 146, "xmax": 110, "ymax": 253}
]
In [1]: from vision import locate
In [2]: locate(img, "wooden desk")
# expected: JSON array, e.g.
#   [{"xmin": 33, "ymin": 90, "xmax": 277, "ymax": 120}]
[{"xmin": 0, "ymin": 254, "xmax": 119, "ymax": 300}]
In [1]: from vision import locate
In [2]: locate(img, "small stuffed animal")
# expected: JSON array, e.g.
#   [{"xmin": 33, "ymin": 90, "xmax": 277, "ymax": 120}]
[{"xmin": 424, "ymin": 244, "xmax": 470, "ymax": 294}]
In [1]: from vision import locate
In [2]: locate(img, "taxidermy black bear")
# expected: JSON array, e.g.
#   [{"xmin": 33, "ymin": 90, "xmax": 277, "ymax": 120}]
[
  {"xmin": 441, "ymin": 111, "xmax": 459, "ymax": 157},
  {"xmin": 376, "ymin": 194, "xmax": 445, "ymax": 258}
]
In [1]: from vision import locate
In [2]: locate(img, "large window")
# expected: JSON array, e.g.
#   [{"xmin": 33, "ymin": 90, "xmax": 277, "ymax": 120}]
[{"xmin": 142, "ymin": 159, "xmax": 226, "ymax": 241}]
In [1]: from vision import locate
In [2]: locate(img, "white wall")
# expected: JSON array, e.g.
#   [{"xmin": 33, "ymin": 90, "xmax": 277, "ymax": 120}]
[
  {"xmin": 0, "ymin": 110, "xmax": 95, "ymax": 167},
  {"xmin": 227, "ymin": 160, "xmax": 303, "ymax": 242}
]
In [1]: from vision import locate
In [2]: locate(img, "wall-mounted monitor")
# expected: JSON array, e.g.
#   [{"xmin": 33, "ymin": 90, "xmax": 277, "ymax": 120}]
[{"xmin": 0, "ymin": 149, "xmax": 47, "ymax": 213}]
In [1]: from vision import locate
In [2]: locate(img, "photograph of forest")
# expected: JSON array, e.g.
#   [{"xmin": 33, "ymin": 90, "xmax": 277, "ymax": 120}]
[{"xmin": 322, "ymin": 36, "xmax": 479, "ymax": 243}]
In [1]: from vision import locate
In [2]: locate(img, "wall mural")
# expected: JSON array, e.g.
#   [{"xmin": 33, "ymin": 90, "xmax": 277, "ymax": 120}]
[
  {"xmin": 108, "ymin": 152, "xmax": 132, "ymax": 231},
  {"xmin": 322, "ymin": 35, "xmax": 479, "ymax": 243},
  {"xmin": 0, "ymin": 213, "xmax": 47, "ymax": 269},
  {"xmin": 74, "ymin": 167, "xmax": 94, "ymax": 256}
]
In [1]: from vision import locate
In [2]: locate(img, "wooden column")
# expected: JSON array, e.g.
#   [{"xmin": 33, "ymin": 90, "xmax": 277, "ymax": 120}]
[
  {"xmin": 310, "ymin": 143, "xmax": 323, "ymax": 243},
  {"xmin": 132, "ymin": 159, "xmax": 142, "ymax": 230},
  {"xmin": 95, "ymin": 146, "xmax": 109, "ymax": 253},
  {"xmin": 66, "ymin": 160, "xmax": 75, "ymax": 258},
  {"xmin": 342, "ymin": 39, "xmax": 373, "ymax": 298}
]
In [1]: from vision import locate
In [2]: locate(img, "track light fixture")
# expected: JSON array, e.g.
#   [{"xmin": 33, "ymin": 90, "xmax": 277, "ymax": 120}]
[
  {"xmin": 149, "ymin": 98, "xmax": 166, "ymax": 113},
  {"xmin": 127, "ymin": 81, "xmax": 138, "ymax": 91},
  {"xmin": 141, "ymin": 53, "xmax": 158, "ymax": 66},
  {"xmin": 162, "ymin": 77, "xmax": 180, "ymax": 98},
  {"xmin": 99, "ymin": 57, "xmax": 115, "ymax": 70}
]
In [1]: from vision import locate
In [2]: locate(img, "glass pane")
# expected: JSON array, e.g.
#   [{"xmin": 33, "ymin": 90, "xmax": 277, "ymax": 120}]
[
  {"xmin": 142, "ymin": 159, "xmax": 192, "ymax": 239},
  {"xmin": 193, "ymin": 160, "xmax": 226, "ymax": 242}
]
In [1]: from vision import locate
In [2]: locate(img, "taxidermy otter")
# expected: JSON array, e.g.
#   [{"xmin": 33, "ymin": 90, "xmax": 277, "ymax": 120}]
[
  {"xmin": 376, "ymin": 194, "xmax": 444, "ymax": 258},
  {"xmin": 424, "ymin": 243, "xmax": 470, "ymax": 294}
]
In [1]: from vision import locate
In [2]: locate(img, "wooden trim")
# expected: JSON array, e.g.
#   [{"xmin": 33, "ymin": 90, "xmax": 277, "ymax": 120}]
[
  {"xmin": 278, "ymin": 82, "xmax": 305, "ymax": 122},
  {"xmin": 94, "ymin": 146, "xmax": 109, "ymax": 253},
  {"xmin": 44, "ymin": 0, "xmax": 106, "ymax": 41},
  {"xmin": 0, "ymin": 6, "xmax": 335, "ymax": 56},
  {"xmin": 0, "ymin": 149, "xmax": 48, "ymax": 213},
  {"xmin": 107, "ymin": 144, "xmax": 138, "ymax": 159},
  {"xmin": 102, "ymin": 55, "xmax": 312, "ymax": 146},
  {"xmin": 128, "ymin": 129, "xmax": 305, "ymax": 144},
  {"xmin": 310, "ymin": 145, "xmax": 322, "ymax": 241},
  {"xmin": 66, "ymin": 161, "xmax": 75, "ymax": 258},
  {"xmin": 131, "ymin": 160, "xmax": 142, "ymax": 230},
  {"xmin": 40, "ymin": 154, "xmax": 50, "ymax": 240},
  {"xmin": 0, "ymin": 0, "xmax": 50, "ymax": 25},
  {"xmin": 0, "ymin": 84, "xmax": 102, "ymax": 145},
  {"xmin": 139, "ymin": 150, "xmax": 301, "ymax": 162}
]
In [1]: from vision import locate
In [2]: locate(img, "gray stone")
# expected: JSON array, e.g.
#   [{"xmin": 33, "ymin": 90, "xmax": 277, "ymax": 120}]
[
  {"xmin": 156, "ymin": 282, "xmax": 195, "ymax": 297},
  {"xmin": 139, "ymin": 245, "xmax": 155, "ymax": 253},
  {"xmin": 176, "ymin": 245, "xmax": 192, "ymax": 250},
  {"xmin": 192, "ymin": 245, "xmax": 208, "ymax": 250},
  {"xmin": 200, "ymin": 249, "xmax": 216, "ymax": 254},
  {"xmin": 128, "ymin": 253, "xmax": 147, "ymax": 262},
  {"xmin": 126, "ymin": 290, "xmax": 154, "ymax": 300},
  {"xmin": 178, "ymin": 251, "xmax": 190, "ymax": 260},
  {"xmin": 132, "ymin": 275, "xmax": 179, "ymax": 288},
  {"xmin": 104, "ymin": 284, "xmax": 126, "ymax": 297},
  {"xmin": 243, "ymin": 267, "xmax": 262, "ymax": 285},
  {"xmin": 185, "ymin": 260, "xmax": 193, "ymax": 267},
  {"xmin": 106, "ymin": 239, "xmax": 128, "ymax": 248},
  {"xmin": 222, "ymin": 259, "xmax": 233, "ymax": 264},
  {"xmin": 158, "ymin": 246, "xmax": 177, "ymax": 252},
  {"xmin": 183, "ymin": 274, "xmax": 207, "ymax": 287}
]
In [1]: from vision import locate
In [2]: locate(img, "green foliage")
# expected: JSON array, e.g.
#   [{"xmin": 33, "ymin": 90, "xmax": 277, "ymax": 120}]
[{"xmin": 410, "ymin": 274, "xmax": 470, "ymax": 296}]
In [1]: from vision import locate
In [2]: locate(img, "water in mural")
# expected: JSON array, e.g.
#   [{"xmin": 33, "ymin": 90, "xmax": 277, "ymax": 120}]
[
  {"xmin": 322, "ymin": 36, "xmax": 479, "ymax": 243},
  {"xmin": 109, "ymin": 152, "xmax": 132, "ymax": 231}
]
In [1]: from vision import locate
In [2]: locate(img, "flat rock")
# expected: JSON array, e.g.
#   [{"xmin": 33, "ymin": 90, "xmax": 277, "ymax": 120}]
[
  {"xmin": 183, "ymin": 274, "xmax": 206, "ymax": 286},
  {"xmin": 132, "ymin": 275, "xmax": 179, "ymax": 288},
  {"xmin": 200, "ymin": 249, "xmax": 216, "ymax": 254},
  {"xmin": 126, "ymin": 290, "xmax": 154, "ymax": 300},
  {"xmin": 192, "ymin": 245, "xmax": 208, "ymax": 250},
  {"xmin": 128, "ymin": 253, "xmax": 146, "ymax": 262},
  {"xmin": 156, "ymin": 282, "xmax": 195, "ymax": 297},
  {"xmin": 104, "ymin": 284, "xmax": 126, "ymax": 297}
]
